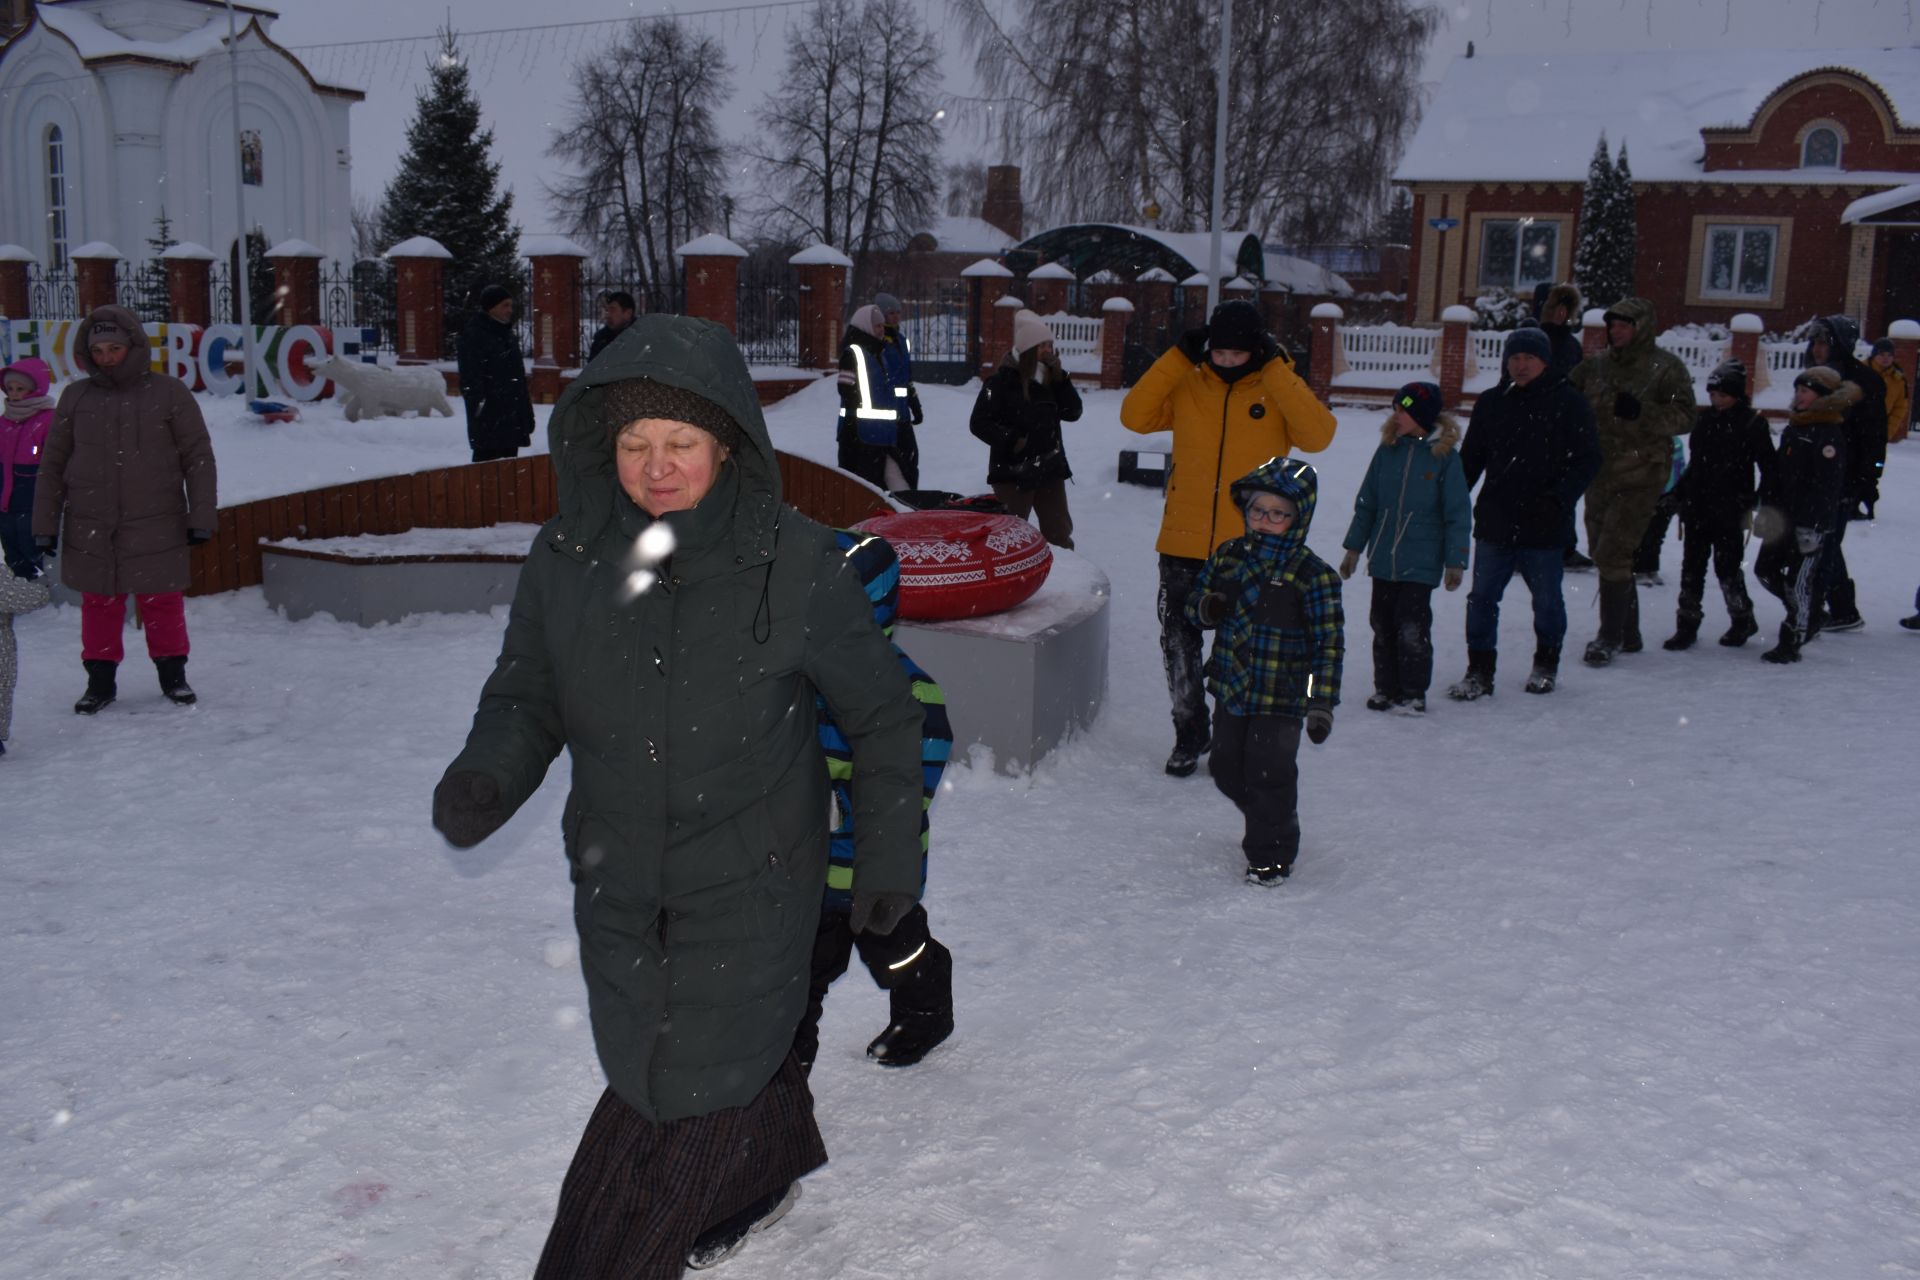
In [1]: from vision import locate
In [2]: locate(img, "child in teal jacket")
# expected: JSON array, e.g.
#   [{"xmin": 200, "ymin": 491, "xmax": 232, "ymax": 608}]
[{"xmin": 1338, "ymin": 382, "xmax": 1471, "ymax": 713}]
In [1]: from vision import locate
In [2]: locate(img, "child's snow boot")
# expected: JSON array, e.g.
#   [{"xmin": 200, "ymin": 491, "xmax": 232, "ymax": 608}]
[
  {"xmin": 1446, "ymin": 649, "xmax": 1496, "ymax": 701},
  {"xmin": 1391, "ymin": 696, "xmax": 1426, "ymax": 715},
  {"xmin": 155, "ymin": 655, "xmax": 197, "ymax": 705},
  {"xmin": 73, "ymin": 660, "xmax": 117, "ymax": 715},
  {"xmin": 1164, "ymin": 719, "xmax": 1210, "ymax": 777},
  {"xmin": 867, "ymin": 1010, "xmax": 955, "ymax": 1067},
  {"xmin": 1718, "ymin": 576, "xmax": 1758, "ymax": 646},
  {"xmin": 1523, "ymin": 647, "xmax": 1560, "ymax": 694},
  {"xmin": 1245, "ymin": 861, "xmax": 1291, "ymax": 886},
  {"xmin": 1761, "ymin": 623, "xmax": 1802, "ymax": 665},
  {"xmin": 1663, "ymin": 612, "xmax": 1701, "ymax": 651},
  {"xmin": 1365, "ymin": 692, "xmax": 1395, "ymax": 711}
]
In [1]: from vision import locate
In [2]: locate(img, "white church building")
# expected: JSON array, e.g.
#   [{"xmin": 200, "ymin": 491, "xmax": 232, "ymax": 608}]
[{"xmin": 0, "ymin": 0, "xmax": 360, "ymax": 269}]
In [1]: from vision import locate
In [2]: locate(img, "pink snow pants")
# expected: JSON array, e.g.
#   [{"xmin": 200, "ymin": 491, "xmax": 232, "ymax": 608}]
[{"xmin": 80, "ymin": 592, "xmax": 190, "ymax": 663}]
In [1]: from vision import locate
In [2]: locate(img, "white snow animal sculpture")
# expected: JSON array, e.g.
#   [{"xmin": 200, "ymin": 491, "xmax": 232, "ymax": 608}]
[{"xmin": 312, "ymin": 356, "xmax": 455, "ymax": 421}]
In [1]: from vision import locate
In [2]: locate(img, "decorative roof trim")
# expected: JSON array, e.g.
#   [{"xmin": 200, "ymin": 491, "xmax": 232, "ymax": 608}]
[{"xmin": 1700, "ymin": 69, "xmax": 1915, "ymax": 147}]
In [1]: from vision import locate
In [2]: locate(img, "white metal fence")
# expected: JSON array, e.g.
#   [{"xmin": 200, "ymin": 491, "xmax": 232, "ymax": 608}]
[
  {"xmin": 1336, "ymin": 324, "xmax": 1438, "ymax": 380},
  {"xmin": 1039, "ymin": 311, "xmax": 1105, "ymax": 373}
]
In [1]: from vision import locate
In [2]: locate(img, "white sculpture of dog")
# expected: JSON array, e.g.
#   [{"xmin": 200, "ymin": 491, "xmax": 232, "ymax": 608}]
[{"xmin": 312, "ymin": 355, "xmax": 454, "ymax": 422}]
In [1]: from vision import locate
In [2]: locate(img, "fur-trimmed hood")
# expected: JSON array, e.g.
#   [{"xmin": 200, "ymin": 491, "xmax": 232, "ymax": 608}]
[
  {"xmin": 1378, "ymin": 411, "xmax": 1461, "ymax": 456},
  {"xmin": 1788, "ymin": 377, "xmax": 1862, "ymax": 427}
]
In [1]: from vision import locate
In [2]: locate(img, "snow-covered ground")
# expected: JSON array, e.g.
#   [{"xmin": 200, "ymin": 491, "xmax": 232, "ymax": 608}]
[{"xmin": 5, "ymin": 379, "xmax": 1917, "ymax": 1278}]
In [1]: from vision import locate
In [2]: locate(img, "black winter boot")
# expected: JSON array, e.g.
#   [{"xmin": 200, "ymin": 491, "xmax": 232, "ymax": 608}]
[
  {"xmin": 1761, "ymin": 622, "xmax": 1802, "ymax": 665},
  {"xmin": 74, "ymin": 660, "xmax": 117, "ymax": 715},
  {"xmin": 685, "ymin": 1183, "xmax": 800, "ymax": 1271},
  {"xmin": 1584, "ymin": 579, "xmax": 1632, "ymax": 666},
  {"xmin": 1164, "ymin": 719, "xmax": 1211, "ymax": 777},
  {"xmin": 1663, "ymin": 612, "xmax": 1701, "ymax": 651},
  {"xmin": 868, "ymin": 937, "xmax": 954, "ymax": 1068},
  {"xmin": 1523, "ymin": 647, "xmax": 1560, "ymax": 694},
  {"xmin": 1621, "ymin": 581, "xmax": 1644, "ymax": 652},
  {"xmin": 1718, "ymin": 576, "xmax": 1758, "ymax": 646},
  {"xmin": 155, "ymin": 655, "xmax": 197, "ymax": 705},
  {"xmin": 1446, "ymin": 649, "xmax": 1497, "ymax": 701}
]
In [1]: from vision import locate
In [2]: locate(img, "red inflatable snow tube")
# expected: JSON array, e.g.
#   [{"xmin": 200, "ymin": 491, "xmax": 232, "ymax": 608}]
[{"xmin": 854, "ymin": 510, "xmax": 1054, "ymax": 621}]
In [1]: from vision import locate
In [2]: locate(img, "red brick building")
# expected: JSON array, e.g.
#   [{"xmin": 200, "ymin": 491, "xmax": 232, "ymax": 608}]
[{"xmin": 1394, "ymin": 49, "xmax": 1920, "ymax": 334}]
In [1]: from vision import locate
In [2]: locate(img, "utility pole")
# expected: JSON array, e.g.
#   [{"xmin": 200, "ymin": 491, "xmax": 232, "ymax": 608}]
[
  {"xmin": 1205, "ymin": 0, "xmax": 1232, "ymax": 317},
  {"xmin": 226, "ymin": 0, "xmax": 254, "ymax": 394}
]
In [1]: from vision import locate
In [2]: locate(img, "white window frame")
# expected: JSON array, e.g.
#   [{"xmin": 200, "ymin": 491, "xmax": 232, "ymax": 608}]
[
  {"xmin": 1699, "ymin": 223, "xmax": 1778, "ymax": 301},
  {"xmin": 45, "ymin": 124, "xmax": 69, "ymax": 271},
  {"xmin": 1474, "ymin": 217, "xmax": 1559, "ymax": 291}
]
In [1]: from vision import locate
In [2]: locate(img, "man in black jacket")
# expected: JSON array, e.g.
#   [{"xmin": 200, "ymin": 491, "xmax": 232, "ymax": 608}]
[
  {"xmin": 455, "ymin": 284, "xmax": 535, "ymax": 462},
  {"xmin": 1531, "ymin": 281, "xmax": 1596, "ymax": 571},
  {"xmin": 1756, "ymin": 366, "xmax": 1856, "ymax": 663},
  {"xmin": 587, "ymin": 291, "xmax": 636, "ymax": 364},
  {"xmin": 1449, "ymin": 327, "xmax": 1601, "ymax": 699},
  {"xmin": 1801, "ymin": 315, "xmax": 1884, "ymax": 631}
]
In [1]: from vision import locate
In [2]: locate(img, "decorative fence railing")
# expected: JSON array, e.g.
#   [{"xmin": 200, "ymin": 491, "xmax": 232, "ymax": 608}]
[
  {"xmin": 1338, "ymin": 323, "xmax": 1439, "ymax": 380},
  {"xmin": 737, "ymin": 258, "xmax": 802, "ymax": 367},
  {"xmin": 1042, "ymin": 312, "xmax": 1105, "ymax": 372},
  {"xmin": 24, "ymin": 265, "xmax": 76, "ymax": 320}
]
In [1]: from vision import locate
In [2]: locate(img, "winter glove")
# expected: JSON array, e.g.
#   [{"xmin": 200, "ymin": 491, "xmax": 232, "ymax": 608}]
[
  {"xmin": 1793, "ymin": 526, "xmax": 1824, "ymax": 555},
  {"xmin": 849, "ymin": 890, "xmax": 915, "ymax": 937},
  {"xmin": 186, "ymin": 529, "xmax": 213, "ymax": 546},
  {"xmin": 1612, "ymin": 392, "xmax": 1642, "ymax": 421},
  {"xmin": 1338, "ymin": 549, "xmax": 1359, "ymax": 581},
  {"xmin": 35, "ymin": 534, "xmax": 57, "ymax": 556},
  {"xmin": 1750, "ymin": 505, "xmax": 1786, "ymax": 544},
  {"xmin": 1443, "ymin": 565, "xmax": 1464, "ymax": 592},
  {"xmin": 1194, "ymin": 591, "xmax": 1230, "ymax": 628},
  {"xmin": 1177, "ymin": 326, "xmax": 1210, "ymax": 364},
  {"xmin": 1304, "ymin": 701, "xmax": 1334, "ymax": 746},
  {"xmin": 433, "ymin": 770, "xmax": 507, "ymax": 850},
  {"xmin": 908, "ymin": 389, "xmax": 924, "ymax": 426}
]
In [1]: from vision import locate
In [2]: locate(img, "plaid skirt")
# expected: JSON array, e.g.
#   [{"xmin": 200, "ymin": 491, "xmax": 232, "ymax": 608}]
[{"xmin": 533, "ymin": 1054, "xmax": 828, "ymax": 1279}]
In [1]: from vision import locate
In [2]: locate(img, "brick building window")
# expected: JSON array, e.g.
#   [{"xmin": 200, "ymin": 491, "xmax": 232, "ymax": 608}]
[
  {"xmin": 1800, "ymin": 126, "xmax": 1841, "ymax": 169},
  {"xmin": 1477, "ymin": 218, "xmax": 1558, "ymax": 290},
  {"xmin": 1701, "ymin": 224, "xmax": 1777, "ymax": 298}
]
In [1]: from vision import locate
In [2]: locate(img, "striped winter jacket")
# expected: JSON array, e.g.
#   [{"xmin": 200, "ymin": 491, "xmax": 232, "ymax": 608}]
[
  {"xmin": 1186, "ymin": 456, "xmax": 1344, "ymax": 719},
  {"xmin": 819, "ymin": 528, "xmax": 952, "ymax": 912}
]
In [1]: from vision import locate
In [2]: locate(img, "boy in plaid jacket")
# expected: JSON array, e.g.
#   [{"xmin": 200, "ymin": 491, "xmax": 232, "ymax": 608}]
[{"xmin": 1186, "ymin": 457, "xmax": 1344, "ymax": 885}]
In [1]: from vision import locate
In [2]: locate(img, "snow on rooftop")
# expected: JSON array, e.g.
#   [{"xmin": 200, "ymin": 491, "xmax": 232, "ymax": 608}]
[
  {"xmin": 71, "ymin": 241, "xmax": 123, "ymax": 260},
  {"xmin": 517, "ymin": 235, "xmax": 590, "ymax": 259},
  {"xmin": 159, "ymin": 242, "xmax": 218, "ymax": 261},
  {"xmin": 384, "ymin": 236, "xmax": 452, "ymax": 260},
  {"xmin": 1396, "ymin": 48, "xmax": 1920, "ymax": 184},
  {"xmin": 675, "ymin": 233, "xmax": 747, "ymax": 259},
  {"xmin": 1029, "ymin": 262, "xmax": 1076, "ymax": 281},
  {"xmin": 32, "ymin": 6, "xmax": 234, "ymax": 64},
  {"xmin": 0, "ymin": 244, "xmax": 34, "ymax": 262},
  {"xmin": 788, "ymin": 244, "xmax": 854, "ymax": 268},
  {"xmin": 922, "ymin": 215, "xmax": 1012, "ymax": 255},
  {"xmin": 1842, "ymin": 182, "xmax": 1920, "ymax": 224},
  {"xmin": 265, "ymin": 239, "xmax": 325, "ymax": 259},
  {"xmin": 960, "ymin": 258, "xmax": 1014, "ymax": 279},
  {"xmin": 1263, "ymin": 253, "xmax": 1353, "ymax": 297}
]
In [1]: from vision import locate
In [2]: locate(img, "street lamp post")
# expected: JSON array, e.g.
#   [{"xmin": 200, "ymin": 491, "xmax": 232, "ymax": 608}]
[{"xmin": 1205, "ymin": 0, "xmax": 1233, "ymax": 317}]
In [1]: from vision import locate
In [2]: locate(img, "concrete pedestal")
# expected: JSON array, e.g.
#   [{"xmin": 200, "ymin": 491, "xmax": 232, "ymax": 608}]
[
  {"xmin": 259, "ymin": 525, "xmax": 538, "ymax": 625},
  {"xmin": 895, "ymin": 547, "xmax": 1110, "ymax": 774}
]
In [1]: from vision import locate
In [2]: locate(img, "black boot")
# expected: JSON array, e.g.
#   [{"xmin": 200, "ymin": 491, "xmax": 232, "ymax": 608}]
[
  {"xmin": 74, "ymin": 660, "xmax": 117, "ymax": 715},
  {"xmin": 1620, "ymin": 581, "xmax": 1644, "ymax": 652},
  {"xmin": 1446, "ymin": 649, "xmax": 1497, "ymax": 701},
  {"xmin": 1584, "ymin": 579, "xmax": 1631, "ymax": 666},
  {"xmin": 155, "ymin": 655, "xmax": 197, "ymax": 705},
  {"xmin": 1164, "ymin": 718, "xmax": 1210, "ymax": 777},
  {"xmin": 1523, "ymin": 647, "xmax": 1559, "ymax": 694},
  {"xmin": 1761, "ymin": 621, "xmax": 1802, "ymax": 665},
  {"xmin": 868, "ymin": 937, "xmax": 953, "ymax": 1068},
  {"xmin": 685, "ymin": 1183, "xmax": 801, "ymax": 1271},
  {"xmin": 1663, "ymin": 612, "xmax": 1702, "ymax": 651}
]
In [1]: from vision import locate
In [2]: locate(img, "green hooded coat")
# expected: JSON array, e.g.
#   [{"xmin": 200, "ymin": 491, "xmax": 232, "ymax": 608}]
[
  {"xmin": 1568, "ymin": 297, "xmax": 1696, "ymax": 493},
  {"xmin": 441, "ymin": 315, "xmax": 924, "ymax": 1123}
]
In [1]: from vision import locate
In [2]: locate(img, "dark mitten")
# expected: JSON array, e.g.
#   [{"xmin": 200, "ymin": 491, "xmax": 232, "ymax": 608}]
[
  {"xmin": 1194, "ymin": 591, "xmax": 1230, "ymax": 627},
  {"xmin": 1305, "ymin": 700, "xmax": 1334, "ymax": 745},
  {"xmin": 36, "ymin": 534, "xmax": 57, "ymax": 556},
  {"xmin": 1177, "ymin": 326, "xmax": 1210, "ymax": 364},
  {"xmin": 908, "ymin": 390, "xmax": 925, "ymax": 426},
  {"xmin": 433, "ymin": 770, "xmax": 506, "ymax": 849},
  {"xmin": 186, "ymin": 529, "xmax": 213, "ymax": 546},
  {"xmin": 849, "ymin": 890, "xmax": 916, "ymax": 937},
  {"xmin": 1612, "ymin": 391, "xmax": 1641, "ymax": 421}
]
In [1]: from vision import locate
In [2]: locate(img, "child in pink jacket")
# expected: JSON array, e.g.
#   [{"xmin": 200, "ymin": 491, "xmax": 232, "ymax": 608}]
[{"xmin": 2, "ymin": 357, "xmax": 55, "ymax": 579}]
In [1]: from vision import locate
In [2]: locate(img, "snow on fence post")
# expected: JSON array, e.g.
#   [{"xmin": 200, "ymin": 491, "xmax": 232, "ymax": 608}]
[
  {"xmin": 522, "ymin": 236, "xmax": 590, "ymax": 403},
  {"xmin": 1026, "ymin": 261, "xmax": 1074, "ymax": 316},
  {"xmin": 385, "ymin": 236, "xmax": 453, "ymax": 365},
  {"xmin": 160, "ymin": 242, "xmax": 217, "ymax": 329},
  {"xmin": 265, "ymin": 240, "xmax": 325, "ymax": 328},
  {"xmin": 790, "ymin": 244, "xmax": 852, "ymax": 370},
  {"xmin": 1438, "ymin": 305, "xmax": 1474, "ymax": 405},
  {"xmin": 990, "ymin": 294, "xmax": 1025, "ymax": 370},
  {"xmin": 676, "ymin": 233, "xmax": 748, "ymax": 336},
  {"xmin": 1890, "ymin": 319, "xmax": 1920, "ymax": 428},
  {"xmin": 72, "ymin": 242, "xmax": 122, "ymax": 317},
  {"xmin": 1729, "ymin": 313, "xmax": 1764, "ymax": 398},
  {"xmin": 1100, "ymin": 296, "xmax": 1134, "ymax": 390},
  {"xmin": 1308, "ymin": 303, "xmax": 1343, "ymax": 403},
  {"xmin": 962, "ymin": 258, "xmax": 1015, "ymax": 378},
  {"xmin": 1580, "ymin": 307, "xmax": 1608, "ymax": 358},
  {"xmin": 0, "ymin": 245, "xmax": 34, "ymax": 322}
]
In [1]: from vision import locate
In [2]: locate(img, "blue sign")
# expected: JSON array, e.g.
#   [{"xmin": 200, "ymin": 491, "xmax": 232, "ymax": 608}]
[{"xmin": 1428, "ymin": 217, "xmax": 1460, "ymax": 231}]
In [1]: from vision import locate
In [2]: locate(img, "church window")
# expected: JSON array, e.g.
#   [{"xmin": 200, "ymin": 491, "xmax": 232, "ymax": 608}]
[{"xmin": 46, "ymin": 125, "xmax": 70, "ymax": 270}]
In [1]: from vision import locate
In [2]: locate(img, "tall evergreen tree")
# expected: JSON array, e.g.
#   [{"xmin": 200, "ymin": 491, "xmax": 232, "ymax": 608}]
[
  {"xmin": 1607, "ymin": 140, "xmax": 1637, "ymax": 301},
  {"xmin": 377, "ymin": 30, "xmax": 520, "ymax": 354},
  {"xmin": 1573, "ymin": 132, "xmax": 1633, "ymax": 311}
]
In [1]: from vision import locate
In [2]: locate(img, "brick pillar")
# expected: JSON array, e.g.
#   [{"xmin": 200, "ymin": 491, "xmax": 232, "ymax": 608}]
[
  {"xmin": 1026, "ymin": 268, "xmax": 1070, "ymax": 316},
  {"xmin": 265, "ymin": 241, "xmax": 324, "ymax": 327},
  {"xmin": 677, "ymin": 234, "xmax": 748, "ymax": 335},
  {"xmin": 1100, "ymin": 296, "xmax": 1134, "ymax": 390},
  {"xmin": 989, "ymin": 295, "xmax": 1025, "ymax": 369},
  {"xmin": 1581, "ymin": 307, "xmax": 1608, "ymax": 358},
  {"xmin": 385, "ymin": 236, "xmax": 452, "ymax": 365},
  {"xmin": 528, "ymin": 241, "xmax": 589, "ymax": 402},
  {"xmin": 1729, "ymin": 312, "xmax": 1763, "ymax": 399},
  {"xmin": 791, "ymin": 244, "xmax": 852, "ymax": 370},
  {"xmin": 1308, "ymin": 303, "xmax": 1342, "ymax": 403},
  {"xmin": 72, "ymin": 243, "xmax": 122, "ymax": 316},
  {"xmin": 962, "ymin": 259, "xmax": 1014, "ymax": 377},
  {"xmin": 1438, "ymin": 305, "xmax": 1473, "ymax": 404},
  {"xmin": 0, "ymin": 247, "xmax": 30, "ymax": 320},
  {"xmin": 160, "ymin": 243, "xmax": 217, "ymax": 328},
  {"xmin": 1889, "ymin": 319, "xmax": 1920, "ymax": 430}
]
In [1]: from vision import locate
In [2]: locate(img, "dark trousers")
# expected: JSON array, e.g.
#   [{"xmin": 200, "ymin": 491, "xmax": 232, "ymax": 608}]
[
  {"xmin": 1368, "ymin": 578, "xmax": 1436, "ymax": 699},
  {"xmin": 1756, "ymin": 536, "xmax": 1824, "ymax": 644},
  {"xmin": 1820, "ymin": 515, "xmax": 1857, "ymax": 622},
  {"xmin": 470, "ymin": 444, "xmax": 520, "ymax": 463},
  {"xmin": 0, "ymin": 506, "xmax": 39, "ymax": 579},
  {"xmin": 1157, "ymin": 554, "xmax": 1210, "ymax": 747},
  {"xmin": 793, "ymin": 904, "xmax": 951, "ymax": 1072},
  {"xmin": 1633, "ymin": 500, "xmax": 1675, "ymax": 575},
  {"xmin": 1209, "ymin": 706, "xmax": 1303, "ymax": 871},
  {"xmin": 837, "ymin": 429, "xmax": 920, "ymax": 492},
  {"xmin": 1465, "ymin": 542, "xmax": 1567, "ymax": 653},
  {"xmin": 1675, "ymin": 517, "xmax": 1752, "ymax": 625},
  {"xmin": 990, "ymin": 481, "xmax": 1074, "ymax": 549}
]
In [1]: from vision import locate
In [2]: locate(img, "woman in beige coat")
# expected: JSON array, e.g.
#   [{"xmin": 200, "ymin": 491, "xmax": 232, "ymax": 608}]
[{"xmin": 32, "ymin": 306, "xmax": 217, "ymax": 712}]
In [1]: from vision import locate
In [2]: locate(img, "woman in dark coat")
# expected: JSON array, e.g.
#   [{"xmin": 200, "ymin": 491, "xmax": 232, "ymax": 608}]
[
  {"xmin": 968, "ymin": 310, "xmax": 1083, "ymax": 548},
  {"xmin": 433, "ymin": 314, "xmax": 926, "ymax": 1277},
  {"xmin": 455, "ymin": 284, "xmax": 536, "ymax": 462},
  {"xmin": 32, "ymin": 305, "xmax": 217, "ymax": 712}
]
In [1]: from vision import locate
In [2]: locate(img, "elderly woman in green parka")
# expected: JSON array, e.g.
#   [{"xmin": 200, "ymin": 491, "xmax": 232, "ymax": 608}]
[{"xmin": 432, "ymin": 314, "xmax": 926, "ymax": 1277}]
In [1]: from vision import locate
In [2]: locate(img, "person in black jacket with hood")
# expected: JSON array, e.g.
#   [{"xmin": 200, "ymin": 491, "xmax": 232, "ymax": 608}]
[
  {"xmin": 1449, "ymin": 327, "xmax": 1601, "ymax": 699},
  {"xmin": 1755, "ymin": 366, "xmax": 1856, "ymax": 663},
  {"xmin": 968, "ymin": 310, "xmax": 1083, "ymax": 548},
  {"xmin": 1801, "ymin": 314, "xmax": 1884, "ymax": 631},
  {"xmin": 1663, "ymin": 359, "xmax": 1775, "ymax": 650},
  {"xmin": 455, "ymin": 284, "xmax": 536, "ymax": 462}
]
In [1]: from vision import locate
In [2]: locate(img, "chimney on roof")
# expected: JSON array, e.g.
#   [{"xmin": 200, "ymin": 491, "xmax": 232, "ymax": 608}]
[{"xmin": 982, "ymin": 166, "xmax": 1024, "ymax": 242}]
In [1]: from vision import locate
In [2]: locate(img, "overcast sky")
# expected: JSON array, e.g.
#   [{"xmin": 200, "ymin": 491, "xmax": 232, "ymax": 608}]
[{"xmin": 263, "ymin": 0, "xmax": 1917, "ymax": 240}]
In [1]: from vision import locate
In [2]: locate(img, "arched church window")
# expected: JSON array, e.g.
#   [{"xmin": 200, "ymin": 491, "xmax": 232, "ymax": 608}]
[
  {"xmin": 240, "ymin": 130, "xmax": 264, "ymax": 186},
  {"xmin": 1801, "ymin": 126, "xmax": 1841, "ymax": 169},
  {"xmin": 46, "ymin": 125, "xmax": 70, "ymax": 270}
]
